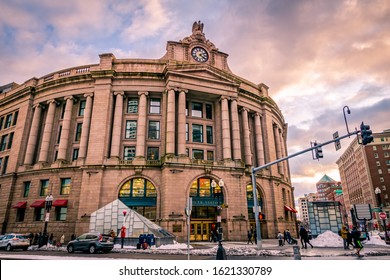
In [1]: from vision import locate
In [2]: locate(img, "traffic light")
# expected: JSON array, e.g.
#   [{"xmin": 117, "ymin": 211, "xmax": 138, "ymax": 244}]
[
  {"xmin": 313, "ymin": 142, "xmax": 323, "ymax": 159},
  {"xmin": 259, "ymin": 213, "xmax": 265, "ymax": 220},
  {"xmin": 360, "ymin": 122, "xmax": 373, "ymax": 145}
]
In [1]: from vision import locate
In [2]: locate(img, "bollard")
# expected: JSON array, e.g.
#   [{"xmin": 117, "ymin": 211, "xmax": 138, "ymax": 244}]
[{"xmin": 293, "ymin": 245, "xmax": 301, "ymax": 260}]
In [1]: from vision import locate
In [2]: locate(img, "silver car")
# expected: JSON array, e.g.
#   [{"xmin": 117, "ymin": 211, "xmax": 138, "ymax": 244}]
[
  {"xmin": 0, "ymin": 233, "xmax": 30, "ymax": 251},
  {"xmin": 66, "ymin": 232, "xmax": 114, "ymax": 254}
]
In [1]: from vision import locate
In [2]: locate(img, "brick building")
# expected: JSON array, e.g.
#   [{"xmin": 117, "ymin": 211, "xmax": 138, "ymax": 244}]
[{"xmin": 0, "ymin": 22, "xmax": 295, "ymax": 242}]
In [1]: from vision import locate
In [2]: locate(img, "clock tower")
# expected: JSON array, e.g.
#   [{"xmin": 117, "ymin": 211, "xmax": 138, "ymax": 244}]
[{"xmin": 162, "ymin": 21, "xmax": 232, "ymax": 73}]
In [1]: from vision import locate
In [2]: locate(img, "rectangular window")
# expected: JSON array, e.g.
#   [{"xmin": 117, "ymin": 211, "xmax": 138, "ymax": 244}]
[
  {"xmin": 12, "ymin": 111, "xmax": 18, "ymax": 126},
  {"xmin": 0, "ymin": 135, "xmax": 7, "ymax": 151},
  {"xmin": 7, "ymin": 132, "xmax": 14, "ymax": 149},
  {"xmin": 60, "ymin": 178, "xmax": 71, "ymax": 195},
  {"xmin": 72, "ymin": 149, "xmax": 79, "ymax": 161},
  {"xmin": 148, "ymin": 121, "xmax": 160, "ymax": 140},
  {"xmin": 385, "ymin": 153, "xmax": 389, "ymax": 158},
  {"xmin": 124, "ymin": 146, "xmax": 136, "ymax": 160},
  {"xmin": 23, "ymin": 182, "xmax": 31, "ymax": 197},
  {"xmin": 147, "ymin": 147, "xmax": 159, "ymax": 160},
  {"xmin": 54, "ymin": 150, "xmax": 58, "ymax": 161},
  {"xmin": 61, "ymin": 104, "xmax": 66, "ymax": 119},
  {"xmin": 378, "ymin": 169, "xmax": 383, "ymax": 174},
  {"xmin": 127, "ymin": 98, "xmax": 138, "ymax": 113},
  {"xmin": 40, "ymin": 180, "xmax": 49, "ymax": 196},
  {"xmin": 0, "ymin": 116, "xmax": 4, "ymax": 130},
  {"xmin": 4, "ymin": 114, "xmax": 12, "ymax": 128},
  {"xmin": 191, "ymin": 102, "xmax": 203, "ymax": 118},
  {"xmin": 78, "ymin": 100, "xmax": 86, "ymax": 116},
  {"xmin": 192, "ymin": 124, "xmax": 203, "ymax": 143},
  {"xmin": 56, "ymin": 207, "xmax": 67, "ymax": 221},
  {"xmin": 16, "ymin": 208, "xmax": 25, "ymax": 222},
  {"xmin": 206, "ymin": 104, "xmax": 212, "ymax": 119},
  {"xmin": 206, "ymin": 126, "xmax": 213, "ymax": 144},
  {"xmin": 149, "ymin": 98, "xmax": 161, "ymax": 114},
  {"xmin": 57, "ymin": 126, "xmax": 62, "ymax": 144},
  {"xmin": 35, "ymin": 208, "xmax": 44, "ymax": 221},
  {"xmin": 1, "ymin": 156, "xmax": 8, "ymax": 175},
  {"xmin": 192, "ymin": 149, "xmax": 204, "ymax": 160},
  {"xmin": 125, "ymin": 120, "xmax": 137, "ymax": 139},
  {"xmin": 186, "ymin": 123, "xmax": 189, "ymax": 141},
  {"xmin": 75, "ymin": 123, "xmax": 82, "ymax": 141},
  {"xmin": 207, "ymin": 151, "xmax": 214, "ymax": 161}
]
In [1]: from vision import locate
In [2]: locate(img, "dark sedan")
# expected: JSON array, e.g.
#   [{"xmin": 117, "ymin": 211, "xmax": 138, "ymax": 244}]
[{"xmin": 66, "ymin": 232, "xmax": 114, "ymax": 254}]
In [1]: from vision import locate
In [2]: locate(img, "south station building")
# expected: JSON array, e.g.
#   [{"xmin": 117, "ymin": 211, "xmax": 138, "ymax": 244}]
[{"xmin": 0, "ymin": 22, "xmax": 297, "ymax": 242}]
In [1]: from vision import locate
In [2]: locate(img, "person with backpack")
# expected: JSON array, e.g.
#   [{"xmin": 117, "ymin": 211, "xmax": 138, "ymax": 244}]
[{"xmin": 351, "ymin": 226, "xmax": 364, "ymax": 257}]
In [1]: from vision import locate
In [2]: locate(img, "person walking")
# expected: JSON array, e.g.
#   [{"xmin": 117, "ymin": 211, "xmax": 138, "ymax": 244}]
[
  {"xmin": 277, "ymin": 232, "xmax": 284, "ymax": 246},
  {"xmin": 340, "ymin": 225, "xmax": 349, "ymax": 249},
  {"xmin": 299, "ymin": 226, "xmax": 313, "ymax": 249},
  {"xmin": 48, "ymin": 233, "xmax": 54, "ymax": 245},
  {"xmin": 253, "ymin": 230, "xmax": 257, "ymax": 245},
  {"xmin": 247, "ymin": 230, "xmax": 253, "ymax": 244},
  {"xmin": 59, "ymin": 234, "xmax": 65, "ymax": 247},
  {"xmin": 351, "ymin": 226, "xmax": 364, "ymax": 257}
]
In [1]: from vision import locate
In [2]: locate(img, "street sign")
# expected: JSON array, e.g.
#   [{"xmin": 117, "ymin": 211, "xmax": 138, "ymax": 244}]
[
  {"xmin": 354, "ymin": 204, "xmax": 373, "ymax": 220},
  {"xmin": 333, "ymin": 131, "xmax": 341, "ymax": 151},
  {"xmin": 379, "ymin": 212, "xmax": 387, "ymax": 219}
]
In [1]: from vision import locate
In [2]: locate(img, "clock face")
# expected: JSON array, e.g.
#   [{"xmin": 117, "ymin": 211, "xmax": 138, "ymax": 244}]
[{"xmin": 191, "ymin": 47, "xmax": 209, "ymax": 62}]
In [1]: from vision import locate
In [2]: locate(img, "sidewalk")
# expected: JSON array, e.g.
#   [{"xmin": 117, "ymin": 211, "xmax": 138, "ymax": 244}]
[{"xmin": 188, "ymin": 239, "xmax": 390, "ymax": 258}]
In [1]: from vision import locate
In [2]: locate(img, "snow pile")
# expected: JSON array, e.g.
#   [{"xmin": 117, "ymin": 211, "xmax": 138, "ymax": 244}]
[
  {"xmin": 156, "ymin": 241, "xmax": 193, "ymax": 250},
  {"xmin": 311, "ymin": 230, "xmax": 343, "ymax": 247},
  {"xmin": 364, "ymin": 235, "xmax": 387, "ymax": 246}
]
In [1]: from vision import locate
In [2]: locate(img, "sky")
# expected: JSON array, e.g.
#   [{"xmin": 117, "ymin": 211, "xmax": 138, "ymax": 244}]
[{"xmin": 1, "ymin": 0, "xmax": 390, "ymax": 200}]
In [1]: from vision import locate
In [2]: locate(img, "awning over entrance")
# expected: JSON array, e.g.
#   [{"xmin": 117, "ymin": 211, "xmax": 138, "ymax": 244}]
[
  {"xmin": 53, "ymin": 199, "xmax": 68, "ymax": 207},
  {"xmin": 284, "ymin": 205, "xmax": 298, "ymax": 213},
  {"xmin": 30, "ymin": 200, "xmax": 45, "ymax": 208},
  {"xmin": 13, "ymin": 201, "xmax": 27, "ymax": 208}
]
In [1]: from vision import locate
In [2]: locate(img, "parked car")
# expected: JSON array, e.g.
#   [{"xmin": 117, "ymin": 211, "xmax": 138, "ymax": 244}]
[
  {"xmin": 0, "ymin": 233, "xmax": 30, "ymax": 251},
  {"xmin": 66, "ymin": 232, "xmax": 114, "ymax": 254}
]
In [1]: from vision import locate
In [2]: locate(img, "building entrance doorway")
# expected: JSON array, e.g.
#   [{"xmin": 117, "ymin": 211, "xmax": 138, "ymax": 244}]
[{"xmin": 190, "ymin": 221, "xmax": 215, "ymax": 241}]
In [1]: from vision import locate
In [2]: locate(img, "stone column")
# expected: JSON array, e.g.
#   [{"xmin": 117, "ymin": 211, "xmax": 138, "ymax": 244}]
[
  {"xmin": 135, "ymin": 91, "xmax": 148, "ymax": 158},
  {"xmin": 24, "ymin": 104, "xmax": 43, "ymax": 165},
  {"xmin": 230, "ymin": 98, "xmax": 241, "ymax": 160},
  {"xmin": 79, "ymin": 93, "xmax": 94, "ymax": 159},
  {"xmin": 177, "ymin": 89, "xmax": 187, "ymax": 156},
  {"xmin": 57, "ymin": 96, "xmax": 74, "ymax": 161},
  {"xmin": 241, "ymin": 108, "xmax": 252, "ymax": 165},
  {"xmin": 280, "ymin": 128, "xmax": 289, "ymax": 177},
  {"xmin": 220, "ymin": 97, "xmax": 231, "ymax": 160},
  {"xmin": 254, "ymin": 113, "xmax": 265, "ymax": 166},
  {"xmin": 38, "ymin": 100, "xmax": 57, "ymax": 163},
  {"xmin": 273, "ymin": 124, "xmax": 283, "ymax": 175},
  {"xmin": 110, "ymin": 92, "xmax": 124, "ymax": 158},
  {"xmin": 166, "ymin": 88, "xmax": 176, "ymax": 155}
]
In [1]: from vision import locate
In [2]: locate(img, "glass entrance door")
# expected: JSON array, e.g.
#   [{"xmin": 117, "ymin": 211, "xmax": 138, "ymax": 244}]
[{"xmin": 190, "ymin": 221, "xmax": 213, "ymax": 241}]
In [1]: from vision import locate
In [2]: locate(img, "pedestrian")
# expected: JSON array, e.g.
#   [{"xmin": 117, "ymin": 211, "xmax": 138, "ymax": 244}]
[
  {"xmin": 340, "ymin": 225, "xmax": 349, "ymax": 249},
  {"xmin": 351, "ymin": 226, "xmax": 364, "ymax": 257},
  {"xmin": 253, "ymin": 230, "xmax": 257, "ymax": 245},
  {"xmin": 347, "ymin": 229, "xmax": 354, "ymax": 249},
  {"xmin": 28, "ymin": 232, "xmax": 34, "ymax": 246},
  {"xmin": 71, "ymin": 233, "xmax": 76, "ymax": 240},
  {"xmin": 59, "ymin": 234, "xmax": 65, "ymax": 247},
  {"xmin": 247, "ymin": 230, "xmax": 253, "ymax": 244},
  {"xmin": 286, "ymin": 229, "xmax": 292, "ymax": 244},
  {"xmin": 277, "ymin": 232, "xmax": 284, "ymax": 246},
  {"xmin": 48, "ymin": 233, "xmax": 54, "ymax": 245},
  {"xmin": 110, "ymin": 229, "xmax": 116, "ymax": 239},
  {"xmin": 283, "ymin": 230, "xmax": 288, "ymax": 245},
  {"xmin": 299, "ymin": 226, "xmax": 313, "ymax": 249}
]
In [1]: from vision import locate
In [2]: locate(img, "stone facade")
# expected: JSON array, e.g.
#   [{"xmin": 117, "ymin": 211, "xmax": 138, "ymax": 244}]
[{"xmin": 0, "ymin": 22, "xmax": 296, "ymax": 242}]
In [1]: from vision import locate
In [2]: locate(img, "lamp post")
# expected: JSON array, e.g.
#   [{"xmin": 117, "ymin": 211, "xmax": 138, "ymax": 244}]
[
  {"xmin": 41, "ymin": 193, "xmax": 53, "ymax": 247},
  {"xmin": 212, "ymin": 178, "xmax": 226, "ymax": 260},
  {"xmin": 375, "ymin": 187, "xmax": 388, "ymax": 242}
]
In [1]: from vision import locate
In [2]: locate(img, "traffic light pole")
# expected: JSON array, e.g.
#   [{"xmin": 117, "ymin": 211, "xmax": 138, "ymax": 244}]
[{"xmin": 251, "ymin": 129, "xmax": 360, "ymax": 249}]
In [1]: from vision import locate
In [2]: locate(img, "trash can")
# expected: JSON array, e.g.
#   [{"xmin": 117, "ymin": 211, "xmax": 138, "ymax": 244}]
[
  {"xmin": 139, "ymin": 234, "xmax": 147, "ymax": 244},
  {"xmin": 136, "ymin": 243, "xmax": 141, "ymax": 249},
  {"xmin": 146, "ymin": 234, "xmax": 155, "ymax": 246}
]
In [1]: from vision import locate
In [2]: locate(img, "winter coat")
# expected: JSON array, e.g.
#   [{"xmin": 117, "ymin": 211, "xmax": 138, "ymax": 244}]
[{"xmin": 340, "ymin": 227, "xmax": 349, "ymax": 239}]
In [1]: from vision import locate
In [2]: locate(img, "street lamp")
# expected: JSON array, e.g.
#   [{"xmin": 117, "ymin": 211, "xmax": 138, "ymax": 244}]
[
  {"xmin": 212, "ymin": 178, "xmax": 226, "ymax": 260},
  {"xmin": 375, "ymin": 187, "xmax": 388, "ymax": 242},
  {"xmin": 41, "ymin": 194, "xmax": 53, "ymax": 247}
]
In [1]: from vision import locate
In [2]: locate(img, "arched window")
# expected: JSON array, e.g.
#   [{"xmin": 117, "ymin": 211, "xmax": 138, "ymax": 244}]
[
  {"xmin": 247, "ymin": 184, "xmax": 263, "ymax": 219},
  {"xmin": 118, "ymin": 178, "xmax": 157, "ymax": 220}
]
